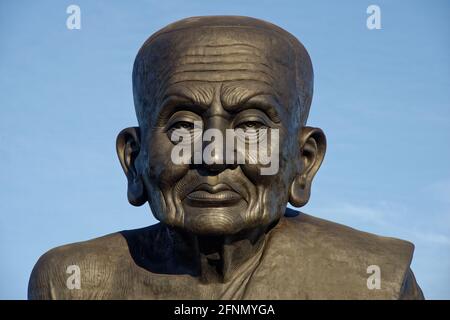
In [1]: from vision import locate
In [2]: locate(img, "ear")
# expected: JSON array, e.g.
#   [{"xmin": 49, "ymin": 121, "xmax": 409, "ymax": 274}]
[
  {"xmin": 289, "ymin": 126, "xmax": 326, "ymax": 207},
  {"xmin": 116, "ymin": 127, "xmax": 148, "ymax": 206}
]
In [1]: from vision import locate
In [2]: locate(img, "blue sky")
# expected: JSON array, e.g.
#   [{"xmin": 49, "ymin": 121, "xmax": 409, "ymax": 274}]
[{"xmin": 0, "ymin": 0, "xmax": 449, "ymax": 299}]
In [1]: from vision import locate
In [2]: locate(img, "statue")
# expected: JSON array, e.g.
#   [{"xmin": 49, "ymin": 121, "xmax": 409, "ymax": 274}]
[{"xmin": 28, "ymin": 16, "xmax": 424, "ymax": 299}]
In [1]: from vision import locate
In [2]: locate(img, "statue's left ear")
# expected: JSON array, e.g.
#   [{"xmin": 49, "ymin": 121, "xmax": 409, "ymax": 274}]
[
  {"xmin": 289, "ymin": 126, "xmax": 326, "ymax": 207},
  {"xmin": 116, "ymin": 127, "xmax": 148, "ymax": 206}
]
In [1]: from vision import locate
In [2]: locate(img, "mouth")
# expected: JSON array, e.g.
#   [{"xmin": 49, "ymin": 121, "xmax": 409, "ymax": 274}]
[{"xmin": 185, "ymin": 183, "xmax": 243, "ymax": 206}]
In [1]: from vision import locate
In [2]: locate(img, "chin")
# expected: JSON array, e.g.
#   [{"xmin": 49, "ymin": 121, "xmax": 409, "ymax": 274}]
[{"xmin": 181, "ymin": 206, "xmax": 246, "ymax": 235}]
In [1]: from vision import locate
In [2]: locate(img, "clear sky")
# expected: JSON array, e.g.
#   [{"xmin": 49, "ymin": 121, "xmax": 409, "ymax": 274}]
[{"xmin": 0, "ymin": 0, "xmax": 449, "ymax": 299}]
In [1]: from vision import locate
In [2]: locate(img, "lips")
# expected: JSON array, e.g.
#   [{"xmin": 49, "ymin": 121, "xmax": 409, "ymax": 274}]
[{"xmin": 185, "ymin": 183, "xmax": 243, "ymax": 206}]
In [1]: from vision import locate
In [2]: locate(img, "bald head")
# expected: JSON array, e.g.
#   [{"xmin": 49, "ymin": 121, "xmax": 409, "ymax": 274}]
[{"xmin": 132, "ymin": 16, "xmax": 313, "ymax": 131}]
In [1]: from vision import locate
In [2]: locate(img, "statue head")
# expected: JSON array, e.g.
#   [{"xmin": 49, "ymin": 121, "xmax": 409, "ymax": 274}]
[{"xmin": 116, "ymin": 16, "xmax": 326, "ymax": 236}]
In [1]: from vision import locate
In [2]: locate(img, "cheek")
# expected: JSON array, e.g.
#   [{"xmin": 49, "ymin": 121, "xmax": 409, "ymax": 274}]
[
  {"xmin": 146, "ymin": 133, "xmax": 189, "ymax": 187},
  {"xmin": 240, "ymin": 128, "xmax": 297, "ymax": 221},
  {"xmin": 240, "ymin": 127, "xmax": 294, "ymax": 186}
]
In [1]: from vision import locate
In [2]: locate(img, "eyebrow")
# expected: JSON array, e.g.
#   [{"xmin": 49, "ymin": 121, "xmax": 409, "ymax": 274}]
[
  {"xmin": 235, "ymin": 95, "xmax": 281, "ymax": 123},
  {"xmin": 157, "ymin": 84, "xmax": 282, "ymax": 124},
  {"xmin": 162, "ymin": 84, "xmax": 214, "ymax": 108},
  {"xmin": 220, "ymin": 86, "xmax": 282, "ymax": 123},
  {"xmin": 156, "ymin": 94, "xmax": 208, "ymax": 125}
]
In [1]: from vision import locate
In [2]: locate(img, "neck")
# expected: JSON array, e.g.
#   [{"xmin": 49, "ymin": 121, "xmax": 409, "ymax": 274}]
[{"xmin": 167, "ymin": 224, "xmax": 272, "ymax": 283}]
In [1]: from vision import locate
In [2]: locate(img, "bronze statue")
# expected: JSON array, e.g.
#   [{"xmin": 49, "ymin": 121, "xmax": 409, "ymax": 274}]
[{"xmin": 28, "ymin": 16, "xmax": 424, "ymax": 299}]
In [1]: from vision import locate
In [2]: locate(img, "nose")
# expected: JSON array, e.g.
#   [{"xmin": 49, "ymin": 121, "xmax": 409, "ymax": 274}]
[{"xmin": 202, "ymin": 115, "xmax": 229, "ymax": 172}]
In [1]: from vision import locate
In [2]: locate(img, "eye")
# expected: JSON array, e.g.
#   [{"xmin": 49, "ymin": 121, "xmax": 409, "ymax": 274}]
[
  {"xmin": 235, "ymin": 120, "xmax": 268, "ymax": 130},
  {"xmin": 169, "ymin": 121, "xmax": 195, "ymax": 131},
  {"xmin": 233, "ymin": 109, "xmax": 273, "ymax": 131},
  {"xmin": 166, "ymin": 119, "xmax": 203, "ymax": 144},
  {"xmin": 167, "ymin": 121, "xmax": 195, "ymax": 142}
]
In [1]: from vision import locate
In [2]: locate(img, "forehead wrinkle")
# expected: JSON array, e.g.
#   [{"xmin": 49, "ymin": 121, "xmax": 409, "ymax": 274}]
[
  {"xmin": 172, "ymin": 61, "xmax": 275, "ymax": 74},
  {"xmin": 144, "ymin": 40, "xmax": 294, "ymax": 116},
  {"xmin": 169, "ymin": 62, "xmax": 275, "ymax": 73},
  {"xmin": 178, "ymin": 55, "xmax": 275, "ymax": 70},
  {"xmin": 168, "ymin": 69, "xmax": 276, "ymax": 86},
  {"xmin": 152, "ymin": 63, "xmax": 276, "ymax": 103},
  {"xmin": 177, "ymin": 43, "xmax": 282, "ymax": 73},
  {"xmin": 166, "ymin": 77, "xmax": 276, "ymax": 90},
  {"xmin": 183, "ymin": 43, "xmax": 266, "ymax": 57},
  {"xmin": 141, "ymin": 24, "xmax": 300, "ymax": 59},
  {"xmin": 182, "ymin": 52, "xmax": 262, "ymax": 59},
  {"xmin": 152, "ymin": 40, "xmax": 292, "ymax": 104},
  {"xmin": 165, "ymin": 56, "xmax": 278, "ymax": 87}
]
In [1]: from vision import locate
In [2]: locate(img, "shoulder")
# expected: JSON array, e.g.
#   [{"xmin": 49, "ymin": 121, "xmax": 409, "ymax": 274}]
[
  {"xmin": 281, "ymin": 209, "xmax": 415, "ymax": 262},
  {"xmin": 27, "ymin": 229, "xmax": 144, "ymax": 300},
  {"xmin": 256, "ymin": 209, "xmax": 422, "ymax": 299}
]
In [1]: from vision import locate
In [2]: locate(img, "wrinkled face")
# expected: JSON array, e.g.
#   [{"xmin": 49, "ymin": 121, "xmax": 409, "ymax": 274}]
[{"xmin": 135, "ymin": 28, "xmax": 305, "ymax": 235}]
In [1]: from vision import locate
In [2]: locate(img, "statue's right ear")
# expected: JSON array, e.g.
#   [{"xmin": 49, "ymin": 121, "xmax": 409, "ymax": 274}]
[
  {"xmin": 116, "ymin": 127, "xmax": 147, "ymax": 206},
  {"xmin": 289, "ymin": 126, "xmax": 326, "ymax": 207}
]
